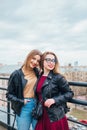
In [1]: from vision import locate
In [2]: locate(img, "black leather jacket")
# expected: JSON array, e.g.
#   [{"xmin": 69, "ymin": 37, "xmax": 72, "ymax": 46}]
[
  {"xmin": 35, "ymin": 71, "xmax": 74, "ymax": 122},
  {"xmin": 6, "ymin": 68, "xmax": 39, "ymax": 116}
]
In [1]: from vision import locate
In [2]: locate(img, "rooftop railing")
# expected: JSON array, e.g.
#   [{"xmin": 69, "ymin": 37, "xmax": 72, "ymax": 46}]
[{"xmin": 0, "ymin": 77, "xmax": 87, "ymax": 130}]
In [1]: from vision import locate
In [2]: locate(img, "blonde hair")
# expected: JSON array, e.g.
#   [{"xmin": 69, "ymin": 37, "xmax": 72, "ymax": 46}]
[
  {"xmin": 41, "ymin": 51, "xmax": 60, "ymax": 73},
  {"xmin": 22, "ymin": 49, "xmax": 42, "ymax": 69}
]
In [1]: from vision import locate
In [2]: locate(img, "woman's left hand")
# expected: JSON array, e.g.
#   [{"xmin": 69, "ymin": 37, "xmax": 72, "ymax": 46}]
[{"xmin": 44, "ymin": 98, "xmax": 55, "ymax": 108}]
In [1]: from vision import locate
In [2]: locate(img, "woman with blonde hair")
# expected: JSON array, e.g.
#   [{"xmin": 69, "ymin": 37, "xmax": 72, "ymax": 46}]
[
  {"xmin": 34, "ymin": 51, "xmax": 74, "ymax": 130},
  {"xmin": 6, "ymin": 49, "xmax": 42, "ymax": 130}
]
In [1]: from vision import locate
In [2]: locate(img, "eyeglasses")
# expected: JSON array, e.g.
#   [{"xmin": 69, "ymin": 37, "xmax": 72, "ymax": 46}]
[{"xmin": 44, "ymin": 58, "xmax": 56, "ymax": 63}]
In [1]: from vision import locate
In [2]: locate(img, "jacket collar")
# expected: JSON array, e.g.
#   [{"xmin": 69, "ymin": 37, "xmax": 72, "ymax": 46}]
[
  {"xmin": 40, "ymin": 70, "xmax": 53, "ymax": 79},
  {"xmin": 40, "ymin": 70, "xmax": 54, "ymax": 88},
  {"xmin": 47, "ymin": 70, "xmax": 53, "ymax": 79}
]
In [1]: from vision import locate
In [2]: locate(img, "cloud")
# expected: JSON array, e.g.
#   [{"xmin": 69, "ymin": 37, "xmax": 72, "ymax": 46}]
[
  {"xmin": 70, "ymin": 19, "xmax": 87, "ymax": 33},
  {"xmin": 0, "ymin": 0, "xmax": 87, "ymax": 65}
]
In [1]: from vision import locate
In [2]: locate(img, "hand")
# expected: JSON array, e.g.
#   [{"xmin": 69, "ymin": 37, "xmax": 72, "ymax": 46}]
[
  {"xmin": 44, "ymin": 98, "xmax": 55, "ymax": 108},
  {"xmin": 24, "ymin": 99, "xmax": 30, "ymax": 104}
]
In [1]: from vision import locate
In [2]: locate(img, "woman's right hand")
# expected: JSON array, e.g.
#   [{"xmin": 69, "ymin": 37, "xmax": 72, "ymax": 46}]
[
  {"xmin": 24, "ymin": 99, "xmax": 30, "ymax": 104},
  {"xmin": 44, "ymin": 98, "xmax": 55, "ymax": 108}
]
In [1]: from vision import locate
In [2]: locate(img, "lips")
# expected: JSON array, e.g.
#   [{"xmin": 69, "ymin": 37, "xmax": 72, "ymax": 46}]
[
  {"xmin": 32, "ymin": 64, "xmax": 37, "ymax": 67},
  {"xmin": 30, "ymin": 63, "xmax": 36, "ymax": 68},
  {"xmin": 48, "ymin": 65, "xmax": 54, "ymax": 68}
]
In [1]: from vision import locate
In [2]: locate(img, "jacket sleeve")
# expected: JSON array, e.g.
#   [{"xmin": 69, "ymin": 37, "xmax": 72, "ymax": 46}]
[
  {"xmin": 6, "ymin": 71, "xmax": 24, "ymax": 104},
  {"xmin": 54, "ymin": 76, "xmax": 74, "ymax": 105}
]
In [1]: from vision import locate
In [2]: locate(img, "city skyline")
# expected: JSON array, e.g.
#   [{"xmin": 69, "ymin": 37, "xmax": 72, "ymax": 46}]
[{"xmin": 0, "ymin": 0, "xmax": 87, "ymax": 66}]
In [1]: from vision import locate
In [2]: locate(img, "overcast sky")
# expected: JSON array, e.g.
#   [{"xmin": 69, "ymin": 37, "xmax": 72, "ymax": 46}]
[{"xmin": 0, "ymin": 0, "xmax": 87, "ymax": 66}]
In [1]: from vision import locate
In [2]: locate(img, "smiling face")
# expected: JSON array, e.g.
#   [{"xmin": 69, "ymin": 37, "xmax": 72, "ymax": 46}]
[
  {"xmin": 23, "ymin": 49, "xmax": 42, "ymax": 70},
  {"xmin": 29, "ymin": 54, "xmax": 41, "ymax": 69},
  {"xmin": 43, "ymin": 54, "xmax": 56, "ymax": 71},
  {"xmin": 41, "ymin": 51, "xmax": 59, "ymax": 74}
]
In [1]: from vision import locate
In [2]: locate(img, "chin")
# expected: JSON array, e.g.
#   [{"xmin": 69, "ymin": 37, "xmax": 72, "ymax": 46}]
[
  {"xmin": 31, "ymin": 65, "xmax": 36, "ymax": 68},
  {"xmin": 29, "ymin": 64, "xmax": 34, "ymax": 68},
  {"xmin": 49, "ymin": 67, "xmax": 54, "ymax": 69},
  {"xmin": 48, "ymin": 68, "xmax": 53, "ymax": 70}
]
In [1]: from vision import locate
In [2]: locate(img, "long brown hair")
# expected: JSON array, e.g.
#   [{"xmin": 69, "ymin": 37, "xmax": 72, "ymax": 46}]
[
  {"xmin": 22, "ymin": 49, "xmax": 42, "ymax": 70},
  {"xmin": 41, "ymin": 51, "xmax": 60, "ymax": 73}
]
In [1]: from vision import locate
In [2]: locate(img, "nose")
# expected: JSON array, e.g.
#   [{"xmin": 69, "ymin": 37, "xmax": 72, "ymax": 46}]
[{"xmin": 34, "ymin": 60, "xmax": 38, "ymax": 64}]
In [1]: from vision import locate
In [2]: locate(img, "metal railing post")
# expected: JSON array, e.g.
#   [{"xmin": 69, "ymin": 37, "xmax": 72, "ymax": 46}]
[{"xmin": 7, "ymin": 99, "xmax": 11, "ymax": 130}]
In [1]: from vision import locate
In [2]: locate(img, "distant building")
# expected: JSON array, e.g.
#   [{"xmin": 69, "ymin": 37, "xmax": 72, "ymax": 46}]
[
  {"xmin": 74, "ymin": 61, "xmax": 78, "ymax": 66},
  {"xmin": 0, "ymin": 64, "xmax": 21, "ymax": 75},
  {"xmin": 0, "ymin": 63, "xmax": 4, "ymax": 67},
  {"xmin": 0, "ymin": 64, "xmax": 87, "ymax": 106},
  {"xmin": 0, "ymin": 64, "xmax": 21, "ymax": 106}
]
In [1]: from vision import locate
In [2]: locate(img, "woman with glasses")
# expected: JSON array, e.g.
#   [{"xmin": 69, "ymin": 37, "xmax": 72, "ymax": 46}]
[
  {"xmin": 6, "ymin": 49, "xmax": 42, "ymax": 130},
  {"xmin": 34, "ymin": 51, "xmax": 74, "ymax": 130}
]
